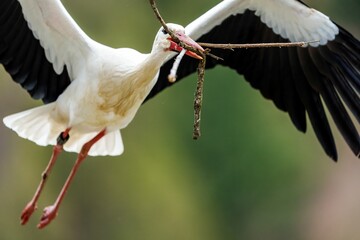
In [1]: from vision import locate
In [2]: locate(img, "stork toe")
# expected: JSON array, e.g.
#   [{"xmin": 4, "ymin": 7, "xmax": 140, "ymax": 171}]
[
  {"xmin": 20, "ymin": 201, "xmax": 37, "ymax": 225},
  {"xmin": 37, "ymin": 205, "xmax": 58, "ymax": 229}
]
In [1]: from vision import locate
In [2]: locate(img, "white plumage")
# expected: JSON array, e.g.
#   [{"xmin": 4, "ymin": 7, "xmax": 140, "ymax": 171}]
[{"xmin": 185, "ymin": 0, "xmax": 338, "ymax": 46}]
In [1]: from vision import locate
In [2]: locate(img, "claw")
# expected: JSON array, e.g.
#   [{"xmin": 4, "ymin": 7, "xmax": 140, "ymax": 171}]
[
  {"xmin": 20, "ymin": 201, "xmax": 37, "ymax": 225},
  {"xmin": 37, "ymin": 205, "xmax": 58, "ymax": 229}
]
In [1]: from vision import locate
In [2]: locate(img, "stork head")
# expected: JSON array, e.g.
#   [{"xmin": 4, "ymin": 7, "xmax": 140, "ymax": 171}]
[{"xmin": 153, "ymin": 23, "xmax": 204, "ymax": 59}]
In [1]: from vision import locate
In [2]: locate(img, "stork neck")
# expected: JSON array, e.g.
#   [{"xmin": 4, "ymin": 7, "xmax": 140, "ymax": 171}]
[
  {"xmin": 146, "ymin": 48, "xmax": 173, "ymax": 69},
  {"xmin": 128, "ymin": 50, "xmax": 172, "ymax": 89}
]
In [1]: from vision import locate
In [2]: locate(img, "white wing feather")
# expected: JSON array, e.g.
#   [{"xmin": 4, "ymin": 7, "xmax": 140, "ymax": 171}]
[
  {"xmin": 18, "ymin": 0, "xmax": 96, "ymax": 79},
  {"xmin": 186, "ymin": 0, "xmax": 339, "ymax": 46}
]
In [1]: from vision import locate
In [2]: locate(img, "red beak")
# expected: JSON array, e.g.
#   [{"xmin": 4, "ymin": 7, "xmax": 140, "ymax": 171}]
[{"xmin": 168, "ymin": 32, "xmax": 204, "ymax": 60}]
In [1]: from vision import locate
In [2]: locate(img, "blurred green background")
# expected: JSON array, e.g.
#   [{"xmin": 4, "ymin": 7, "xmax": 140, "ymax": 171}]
[{"xmin": 0, "ymin": 0, "xmax": 359, "ymax": 239}]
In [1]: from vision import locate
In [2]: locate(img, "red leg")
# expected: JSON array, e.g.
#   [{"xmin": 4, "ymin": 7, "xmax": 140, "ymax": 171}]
[
  {"xmin": 21, "ymin": 128, "xmax": 71, "ymax": 225},
  {"xmin": 37, "ymin": 129, "xmax": 106, "ymax": 229}
]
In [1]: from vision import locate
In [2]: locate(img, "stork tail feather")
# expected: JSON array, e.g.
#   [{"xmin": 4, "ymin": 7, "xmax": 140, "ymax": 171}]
[{"xmin": 3, "ymin": 104, "xmax": 124, "ymax": 156}]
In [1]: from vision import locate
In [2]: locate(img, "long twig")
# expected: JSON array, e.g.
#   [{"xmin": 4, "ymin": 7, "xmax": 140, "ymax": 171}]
[
  {"xmin": 193, "ymin": 58, "xmax": 206, "ymax": 140},
  {"xmin": 149, "ymin": 0, "xmax": 172, "ymax": 38},
  {"xmin": 198, "ymin": 41, "xmax": 319, "ymax": 49}
]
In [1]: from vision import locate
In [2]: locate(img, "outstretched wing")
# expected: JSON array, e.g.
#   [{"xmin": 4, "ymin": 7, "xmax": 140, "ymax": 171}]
[
  {"xmin": 148, "ymin": 0, "xmax": 360, "ymax": 160},
  {"xmin": 0, "ymin": 0, "xmax": 95, "ymax": 103}
]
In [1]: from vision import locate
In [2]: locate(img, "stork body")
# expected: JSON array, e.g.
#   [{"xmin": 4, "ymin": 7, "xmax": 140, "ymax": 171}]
[
  {"xmin": 3, "ymin": 29, "xmax": 185, "ymax": 156},
  {"xmin": 0, "ymin": 0, "xmax": 359, "ymax": 229}
]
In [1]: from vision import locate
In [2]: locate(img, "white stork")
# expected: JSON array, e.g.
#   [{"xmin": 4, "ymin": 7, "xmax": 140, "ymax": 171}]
[{"xmin": 0, "ymin": 0, "xmax": 359, "ymax": 229}]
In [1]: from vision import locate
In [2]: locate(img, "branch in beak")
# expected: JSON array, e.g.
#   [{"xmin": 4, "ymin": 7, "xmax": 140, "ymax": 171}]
[{"xmin": 168, "ymin": 37, "xmax": 204, "ymax": 60}]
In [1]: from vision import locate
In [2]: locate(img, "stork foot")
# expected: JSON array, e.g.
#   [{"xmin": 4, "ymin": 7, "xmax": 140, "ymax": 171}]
[
  {"xmin": 20, "ymin": 201, "xmax": 37, "ymax": 225},
  {"xmin": 37, "ymin": 205, "xmax": 58, "ymax": 229}
]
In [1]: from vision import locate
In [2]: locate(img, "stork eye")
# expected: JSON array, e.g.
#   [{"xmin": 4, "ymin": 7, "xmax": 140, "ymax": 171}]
[{"xmin": 161, "ymin": 28, "xmax": 168, "ymax": 34}]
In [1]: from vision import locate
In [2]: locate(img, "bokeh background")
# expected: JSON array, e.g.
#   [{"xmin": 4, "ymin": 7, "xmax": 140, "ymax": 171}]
[{"xmin": 0, "ymin": 0, "xmax": 359, "ymax": 239}]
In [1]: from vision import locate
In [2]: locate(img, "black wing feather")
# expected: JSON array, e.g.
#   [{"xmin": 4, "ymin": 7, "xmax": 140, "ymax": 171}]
[
  {"xmin": 0, "ymin": 0, "xmax": 71, "ymax": 103},
  {"xmin": 148, "ymin": 10, "xmax": 360, "ymax": 160},
  {"xmin": 279, "ymin": 44, "xmax": 307, "ymax": 132}
]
